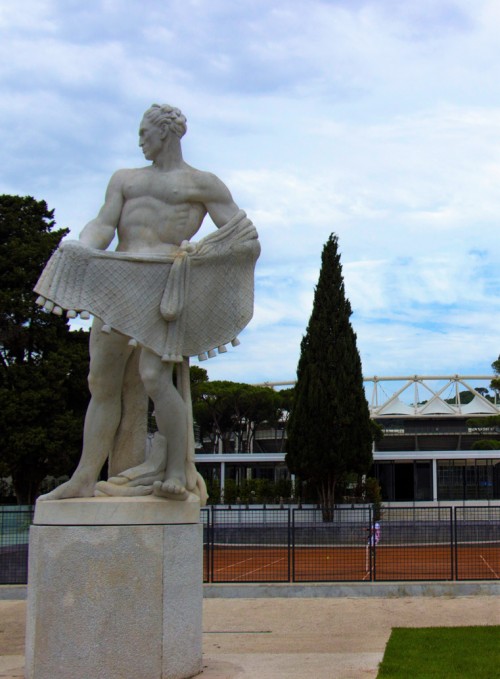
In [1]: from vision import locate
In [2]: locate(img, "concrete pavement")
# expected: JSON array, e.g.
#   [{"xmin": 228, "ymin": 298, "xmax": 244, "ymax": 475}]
[{"xmin": 1, "ymin": 591, "xmax": 499, "ymax": 678}]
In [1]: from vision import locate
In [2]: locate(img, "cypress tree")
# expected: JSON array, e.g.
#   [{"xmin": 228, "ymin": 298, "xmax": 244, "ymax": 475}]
[{"xmin": 286, "ymin": 234, "xmax": 373, "ymax": 519}]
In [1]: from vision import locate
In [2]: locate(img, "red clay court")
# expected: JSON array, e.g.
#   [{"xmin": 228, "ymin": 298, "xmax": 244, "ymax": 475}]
[{"xmin": 206, "ymin": 541, "xmax": 500, "ymax": 582}]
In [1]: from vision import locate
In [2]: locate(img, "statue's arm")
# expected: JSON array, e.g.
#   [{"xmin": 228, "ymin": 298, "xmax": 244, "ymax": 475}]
[
  {"xmin": 200, "ymin": 173, "xmax": 241, "ymax": 227},
  {"xmin": 79, "ymin": 171, "xmax": 125, "ymax": 249}
]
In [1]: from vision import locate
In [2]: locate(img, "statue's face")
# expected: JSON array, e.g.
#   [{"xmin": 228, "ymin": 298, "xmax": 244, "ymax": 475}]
[{"xmin": 139, "ymin": 117, "xmax": 164, "ymax": 161}]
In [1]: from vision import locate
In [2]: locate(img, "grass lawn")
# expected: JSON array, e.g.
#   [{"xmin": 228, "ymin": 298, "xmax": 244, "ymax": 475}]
[{"xmin": 377, "ymin": 626, "xmax": 500, "ymax": 679}]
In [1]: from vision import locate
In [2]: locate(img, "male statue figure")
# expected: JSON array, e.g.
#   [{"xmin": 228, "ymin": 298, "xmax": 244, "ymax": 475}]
[{"xmin": 36, "ymin": 104, "xmax": 260, "ymax": 502}]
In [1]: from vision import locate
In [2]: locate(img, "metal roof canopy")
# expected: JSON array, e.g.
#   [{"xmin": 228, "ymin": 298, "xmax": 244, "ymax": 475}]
[{"xmin": 258, "ymin": 376, "xmax": 499, "ymax": 418}]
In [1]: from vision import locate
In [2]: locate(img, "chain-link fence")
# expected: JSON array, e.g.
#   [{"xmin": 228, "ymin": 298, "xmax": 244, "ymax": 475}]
[
  {"xmin": 0, "ymin": 506, "xmax": 34, "ymax": 584},
  {"xmin": 2, "ymin": 505, "xmax": 498, "ymax": 584},
  {"xmin": 454, "ymin": 506, "xmax": 500, "ymax": 580}
]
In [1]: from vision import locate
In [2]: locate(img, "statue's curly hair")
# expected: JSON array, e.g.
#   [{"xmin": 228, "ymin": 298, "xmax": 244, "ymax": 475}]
[{"xmin": 143, "ymin": 104, "xmax": 187, "ymax": 139}]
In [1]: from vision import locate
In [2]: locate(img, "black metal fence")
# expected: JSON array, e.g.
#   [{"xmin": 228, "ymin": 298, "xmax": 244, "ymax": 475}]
[
  {"xmin": 0, "ymin": 506, "xmax": 33, "ymax": 584},
  {"xmin": 201, "ymin": 505, "xmax": 499, "ymax": 583},
  {"xmin": 1, "ymin": 505, "xmax": 499, "ymax": 585}
]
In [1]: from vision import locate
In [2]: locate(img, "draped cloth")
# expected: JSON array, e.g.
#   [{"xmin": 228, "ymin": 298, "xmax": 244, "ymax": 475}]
[
  {"xmin": 34, "ymin": 211, "xmax": 260, "ymax": 491},
  {"xmin": 34, "ymin": 210, "xmax": 260, "ymax": 361}
]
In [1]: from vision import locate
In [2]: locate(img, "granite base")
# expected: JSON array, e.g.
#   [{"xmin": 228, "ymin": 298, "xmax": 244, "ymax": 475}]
[{"xmin": 25, "ymin": 497, "xmax": 203, "ymax": 679}]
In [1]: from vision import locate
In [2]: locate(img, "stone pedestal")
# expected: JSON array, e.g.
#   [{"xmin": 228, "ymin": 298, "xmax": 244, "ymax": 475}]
[{"xmin": 25, "ymin": 496, "xmax": 203, "ymax": 679}]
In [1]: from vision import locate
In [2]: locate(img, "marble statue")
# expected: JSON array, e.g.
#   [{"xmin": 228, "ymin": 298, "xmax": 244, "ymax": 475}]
[{"xmin": 35, "ymin": 104, "xmax": 260, "ymax": 503}]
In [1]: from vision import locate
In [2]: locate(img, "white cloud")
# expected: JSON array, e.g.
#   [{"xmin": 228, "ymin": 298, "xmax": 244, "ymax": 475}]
[
  {"xmin": 0, "ymin": 0, "xmax": 57, "ymax": 33},
  {"xmin": 1, "ymin": 0, "xmax": 499, "ymax": 384}
]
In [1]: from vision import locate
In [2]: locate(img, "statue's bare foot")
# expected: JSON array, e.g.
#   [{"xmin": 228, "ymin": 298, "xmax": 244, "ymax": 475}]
[
  {"xmin": 153, "ymin": 478, "xmax": 189, "ymax": 501},
  {"xmin": 38, "ymin": 477, "xmax": 96, "ymax": 501},
  {"xmin": 109, "ymin": 433, "xmax": 166, "ymax": 486},
  {"xmin": 107, "ymin": 472, "xmax": 164, "ymax": 487},
  {"xmin": 94, "ymin": 481, "xmax": 153, "ymax": 497}
]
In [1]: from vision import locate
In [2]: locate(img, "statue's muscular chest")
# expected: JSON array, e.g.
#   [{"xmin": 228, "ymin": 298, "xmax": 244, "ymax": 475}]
[
  {"xmin": 122, "ymin": 169, "xmax": 198, "ymax": 205},
  {"xmin": 118, "ymin": 168, "xmax": 207, "ymax": 247}
]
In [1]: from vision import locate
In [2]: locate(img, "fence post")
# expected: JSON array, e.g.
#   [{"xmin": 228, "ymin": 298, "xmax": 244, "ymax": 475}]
[
  {"xmin": 204, "ymin": 507, "xmax": 211, "ymax": 584},
  {"xmin": 286, "ymin": 508, "xmax": 291, "ymax": 583},
  {"xmin": 452, "ymin": 506, "xmax": 457, "ymax": 581},
  {"xmin": 210, "ymin": 505, "xmax": 215, "ymax": 584}
]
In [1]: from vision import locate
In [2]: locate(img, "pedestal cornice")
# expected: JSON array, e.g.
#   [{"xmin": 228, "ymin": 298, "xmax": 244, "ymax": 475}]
[{"xmin": 33, "ymin": 494, "xmax": 200, "ymax": 526}]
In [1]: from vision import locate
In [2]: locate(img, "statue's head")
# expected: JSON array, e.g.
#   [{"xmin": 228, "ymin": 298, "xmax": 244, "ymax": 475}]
[{"xmin": 142, "ymin": 104, "xmax": 187, "ymax": 140}]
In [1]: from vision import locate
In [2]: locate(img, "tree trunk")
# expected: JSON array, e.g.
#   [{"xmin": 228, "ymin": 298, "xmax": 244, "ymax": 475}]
[
  {"xmin": 319, "ymin": 477, "xmax": 337, "ymax": 522},
  {"xmin": 12, "ymin": 472, "xmax": 41, "ymax": 506}
]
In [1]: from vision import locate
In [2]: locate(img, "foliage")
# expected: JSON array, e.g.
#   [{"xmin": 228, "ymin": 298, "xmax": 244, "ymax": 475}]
[
  {"xmin": 445, "ymin": 389, "xmax": 474, "ymax": 404},
  {"xmin": 199, "ymin": 473, "xmax": 295, "ymax": 506},
  {"xmin": 341, "ymin": 474, "xmax": 383, "ymax": 517},
  {"xmin": 238, "ymin": 478, "xmax": 275, "ymax": 504},
  {"xmin": 189, "ymin": 365, "xmax": 208, "ymax": 387},
  {"xmin": 223, "ymin": 478, "xmax": 238, "ymax": 504},
  {"xmin": 286, "ymin": 234, "xmax": 374, "ymax": 519},
  {"xmin": 370, "ymin": 419, "xmax": 384, "ymax": 445},
  {"xmin": 274, "ymin": 477, "xmax": 293, "ymax": 501},
  {"xmin": 463, "ymin": 357, "xmax": 500, "ymax": 451},
  {"xmin": 0, "ymin": 195, "xmax": 89, "ymax": 503},
  {"xmin": 192, "ymin": 379, "xmax": 286, "ymax": 453},
  {"xmin": 272, "ymin": 387, "xmax": 294, "ymax": 452},
  {"xmin": 291, "ymin": 478, "xmax": 319, "ymax": 504},
  {"xmin": 491, "ymin": 355, "xmax": 500, "ymax": 394},
  {"xmin": 363, "ymin": 477, "xmax": 383, "ymax": 520},
  {"xmin": 204, "ymin": 476, "xmax": 221, "ymax": 504},
  {"xmin": 472, "ymin": 439, "xmax": 500, "ymax": 450},
  {"xmin": 377, "ymin": 626, "xmax": 500, "ymax": 678},
  {"xmin": 467, "ymin": 412, "xmax": 500, "ymax": 451},
  {"xmin": 466, "ymin": 414, "xmax": 500, "ymax": 432}
]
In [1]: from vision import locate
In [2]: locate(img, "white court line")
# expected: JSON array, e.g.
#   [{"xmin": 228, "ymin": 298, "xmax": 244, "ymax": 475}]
[
  {"xmin": 231, "ymin": 557, "xmax": 286, "ymax": 581},
  {"xmin": 213, "ymin": 556, "xmax": 254, "ymax": 573},
  {"xmin": 479, "ymin": 555, "xmax": 500, "ymax": 579}
]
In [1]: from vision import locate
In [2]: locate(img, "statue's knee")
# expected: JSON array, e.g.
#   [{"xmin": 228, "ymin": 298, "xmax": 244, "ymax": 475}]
[
  {"xmin": 139, "ymin": 367, "xmax": 160, "ymax": 397},
  {"xmin": 88, "ymin": 372, "xmax": 117, "ymax": 400}
]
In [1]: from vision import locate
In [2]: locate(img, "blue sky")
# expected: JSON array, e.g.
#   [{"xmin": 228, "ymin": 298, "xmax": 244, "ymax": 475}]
[{"xmin": 1, "ymin": 0, "xmax": 499, "ymax": 386}]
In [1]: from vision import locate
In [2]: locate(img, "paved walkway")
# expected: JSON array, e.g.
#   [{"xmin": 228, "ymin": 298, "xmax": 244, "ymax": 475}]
[{"xmin": 1, "ymin": 594, "xmax": 499, "ymax": 678}]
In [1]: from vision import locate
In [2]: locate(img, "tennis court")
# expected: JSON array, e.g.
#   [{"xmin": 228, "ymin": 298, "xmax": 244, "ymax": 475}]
[
  {"xmin": 206, "ymin": 540, "xmax": 500, "ymax": 582},
  {"xmin": 1, "ymin": 504, "xmax": 499, "ymax": 584},
  {"xmin": 202, "ymin": 505, "xmax": 500, "ymax": 583}
]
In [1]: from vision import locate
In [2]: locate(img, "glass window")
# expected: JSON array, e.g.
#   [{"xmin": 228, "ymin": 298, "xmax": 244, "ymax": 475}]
[{"xmin": 437, "ymin": 459, "xmax": 499, "ymax": 500}]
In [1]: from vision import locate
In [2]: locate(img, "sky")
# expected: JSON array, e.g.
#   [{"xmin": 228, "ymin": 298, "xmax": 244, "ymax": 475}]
[{"xmin": 1, "ymin": 0, "xmax": 499, "ymax": 389}]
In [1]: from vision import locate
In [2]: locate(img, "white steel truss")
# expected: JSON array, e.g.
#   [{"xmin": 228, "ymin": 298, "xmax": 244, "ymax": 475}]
[{"xmin": 259, "ymin": 375, "xmax": 499, "ymax": 418}]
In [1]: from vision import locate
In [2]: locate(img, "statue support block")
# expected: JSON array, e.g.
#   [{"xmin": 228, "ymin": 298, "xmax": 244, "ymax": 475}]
[{"xmin": 25, "ymin": 497, "xmax": 203, "ymax": 679}]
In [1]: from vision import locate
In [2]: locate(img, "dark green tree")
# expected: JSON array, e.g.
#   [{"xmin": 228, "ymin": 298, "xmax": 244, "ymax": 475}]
[
  {"xmin": 267, "ymin": 387, "xmax": 294, "ymax": 453},
  {"xmin": 0, "ymin": 195, "xmax": 89, "ymax": 503},
  {"xmin": 192, "ymin": 380, "xmax": 280, "ymax": 453},
  {"xmin": 286, "ymin": 234, "xmax": 374, "ymax": 519},
  {"xmin": 192, "ymin": 380, "xmax": 240, "ymax": 452},
  {"xmin": 465, "ymin": 356, "xmax": 500, "ymax": 452},
  {"xmin": 189, "ymin": 365, "xmax": 209, "ymax": 388},
  {"xmin": 467, "ymin": 413, "xmax": 500, "ymax": 451},
  {"xmin": 472, "ymin": 439, "xmax": 500, "ymax": 450},
  {"xmin": 237, "ymin": 385, "xmax": 281, "ymax": 453},
  {"xmin": 491, "ymin": 355, "xmax": 500, "ymax": 395}
]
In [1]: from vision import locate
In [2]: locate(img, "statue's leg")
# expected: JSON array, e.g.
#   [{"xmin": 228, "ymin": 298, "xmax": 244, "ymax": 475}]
[
  {"xmin": 138, "ymin": 350, "xmax": 189, "ymax": 500},
  {"xmin": 108, "ymin": 347, "xmax": 149, "ymax": 477},
  {"xmin": 39, "ymin": 320, "xmax": 133, "ymax": 500},
  {"xmin": 105, "ymin": 431, "xmax": 167, "ymax": 487}
]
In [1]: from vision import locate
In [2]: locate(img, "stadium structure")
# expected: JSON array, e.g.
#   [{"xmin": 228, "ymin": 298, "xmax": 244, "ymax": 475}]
[{"xmin": 195, "ymin": 375, "xmax": 500, "ymax": 504}]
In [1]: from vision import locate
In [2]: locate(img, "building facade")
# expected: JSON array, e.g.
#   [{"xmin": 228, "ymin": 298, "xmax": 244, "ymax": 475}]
[{"xmin": 195, "ymin": 375, "xmax": 500, "ymax": 503}]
